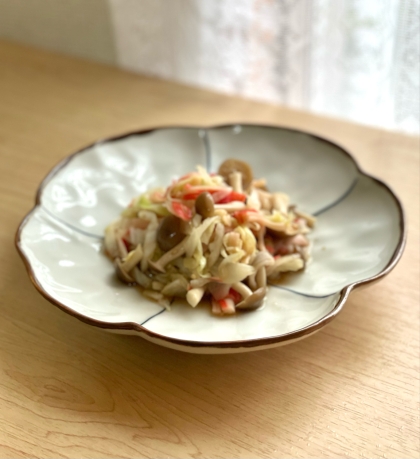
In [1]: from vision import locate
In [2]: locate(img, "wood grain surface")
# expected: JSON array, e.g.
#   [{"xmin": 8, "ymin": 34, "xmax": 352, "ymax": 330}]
[{"xmin": 0, "ymin": 41, "xmax": 419, "ymax": 459}]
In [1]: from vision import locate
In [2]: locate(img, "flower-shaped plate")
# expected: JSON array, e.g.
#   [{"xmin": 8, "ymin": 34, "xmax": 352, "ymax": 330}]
[{"xmin": 16, "ymin": 125, "xmax": 405, "ymax": 353}]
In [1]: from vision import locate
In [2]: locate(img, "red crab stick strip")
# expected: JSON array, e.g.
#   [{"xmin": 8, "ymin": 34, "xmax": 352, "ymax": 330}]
[
  {"xmin": 214, "ymin": 297, "xmax": 236, "ymax": 315},
  {"xmin": 216, "ymin": 191, "xmax": 247, "ymax": 204},
  {"xmin": 170, "ymin": 201, "xmax": 192, "ymax": 221}
]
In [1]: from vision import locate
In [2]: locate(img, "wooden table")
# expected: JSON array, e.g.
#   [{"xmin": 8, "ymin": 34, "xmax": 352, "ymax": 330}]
[{"xmin": 1, "ymin": 41, "xmax": 418, "ymax": 458}]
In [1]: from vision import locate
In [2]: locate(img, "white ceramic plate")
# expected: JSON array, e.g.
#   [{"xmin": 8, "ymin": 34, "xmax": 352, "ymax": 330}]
[{"xmin": 16, "ymin": 125, "xmax": 405, "ymax": 353}]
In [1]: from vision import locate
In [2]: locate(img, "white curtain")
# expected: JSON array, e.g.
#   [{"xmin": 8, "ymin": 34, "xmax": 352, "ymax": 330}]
[{"xmin": 108, "ymin": 0, "xmax": 419, "ymax": 134}]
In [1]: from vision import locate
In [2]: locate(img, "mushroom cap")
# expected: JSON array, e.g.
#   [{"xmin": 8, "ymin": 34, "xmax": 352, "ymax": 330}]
[{"xmin": 236, "ymin": 287, "xmax": 266, "ymax": 310}]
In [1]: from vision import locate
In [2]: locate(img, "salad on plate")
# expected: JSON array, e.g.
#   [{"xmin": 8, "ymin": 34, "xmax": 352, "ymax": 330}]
[{"xmin": 104, "ymin": 159, "xmax": 315, "ymax": 315}]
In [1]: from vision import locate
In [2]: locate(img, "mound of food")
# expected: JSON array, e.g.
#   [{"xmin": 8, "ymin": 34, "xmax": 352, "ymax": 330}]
[{"xmin": 104, "ymin": 159, "xmax": 315, "ymax": 315}]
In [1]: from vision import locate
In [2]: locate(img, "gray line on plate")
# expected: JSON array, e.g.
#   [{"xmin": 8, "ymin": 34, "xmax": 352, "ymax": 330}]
[
  {"xmin": 41, "ymin": 206, "xmax": 103, "ymax": 239},
  {"xmin": 312, "ymin": 176, "xmax": 359, "ymax": 216},
  {"xmin": 269, "ymin": 284, "xmax": 337, "ymax": 299},
  {"xmin": 202, "ymin": 129, "xmax": 212, "ymax": 171},
  {"xmin": 140, "ymin": 308, "xmax": 166, "ymax": 326}
]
